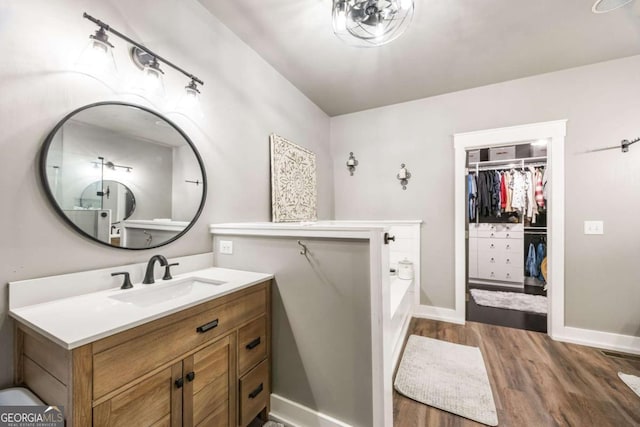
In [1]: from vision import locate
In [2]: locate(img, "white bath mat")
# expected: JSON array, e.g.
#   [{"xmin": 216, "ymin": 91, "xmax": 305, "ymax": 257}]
[
  {"xmin": 619, "ymin": 372, "xmax": 640, "ymax": 398},
  {"xmin": 470, "ymin": 288, "xmax": 547, "ymax": 314},
  {"xmin": 394, "ymin": 335, "xmax": 498, "ymax": 426}
]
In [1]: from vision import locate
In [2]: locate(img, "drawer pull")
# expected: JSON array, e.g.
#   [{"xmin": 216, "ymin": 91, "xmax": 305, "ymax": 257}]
[
  {"xmin": 490, "ymin": 244, "xmax": 495, "ymax": 249},
  {"xmin": 490, "ymin": 258, "xmax": 495, "ymax": 263},
  {"xmin": 246, "ymin": 337, "xmax": 261, "ymax": 350},
  {"xmin": 249, "ymin": 383, "xmax": 264, "ymax": 399},
  {"xmin": 196, "ymin": 319, "xmax": 219, "ymax": 333},
  {"xmin": 506, "ymin": 258, "xmax": 511, "ymax": 264},
  {"xmin": 186, "ymin": 371, "xmax": 196, "ymax": 382},
  {"xmin": 506, "ymin": 233, "xmax": 510, "ymax": 238},
  {"xmin": 506, "ymin": 244, "xmax": 511, "ymax": 250},
  {"xmin": 490, "ymin": 233, "xmax": 495, "ymax": 237},
  {"xmin": 175, "ymin": 377, "xmax": 184, "ymax": 389}
]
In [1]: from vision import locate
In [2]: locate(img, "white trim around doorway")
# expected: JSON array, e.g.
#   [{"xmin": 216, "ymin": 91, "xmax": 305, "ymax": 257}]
[{"xmin": 453, "ymin": 120, "xmax": 567, "ymax": 338}]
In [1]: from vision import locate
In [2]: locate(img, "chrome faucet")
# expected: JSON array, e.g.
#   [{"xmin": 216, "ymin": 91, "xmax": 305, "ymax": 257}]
[{"xmin": 142, "ymin": 255, "xmax": 168, "ymax": 284}]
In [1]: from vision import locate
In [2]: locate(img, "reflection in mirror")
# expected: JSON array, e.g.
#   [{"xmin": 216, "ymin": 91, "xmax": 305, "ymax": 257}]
[
  {"xmin": 41, "ymin": 102, "xmax": 206, "ymax": 249},
  {"xmin": 80, "ymin": 180, "xmax": 136, "ymax": 223}
]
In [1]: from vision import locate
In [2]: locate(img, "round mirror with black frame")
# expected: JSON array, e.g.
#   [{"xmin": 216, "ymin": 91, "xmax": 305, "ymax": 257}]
[{"xmin": 39, "ymin": 101, "xmax": 207, "ymax": 250}]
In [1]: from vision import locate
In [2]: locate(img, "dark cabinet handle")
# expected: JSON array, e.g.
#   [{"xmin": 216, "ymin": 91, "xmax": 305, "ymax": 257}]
[
  {"xmin": 246, "ymin": 337, "xmax": 261, "ymax": 350},
  {"xmin": 196, "ymin": 319, "xmax": 219, "ymax": 333},
  {"xmin": 186, "ymin": 371, "xmax": 195, "ymax": 382},
  {"xmin": 384, "ymin": 232, "xmax": 395, "ymax": 245},
  {"xmin": 175, "ymin": 377, "xmax": 184, "ymax": 389},
  {"xmin": 248, "ymin": 383, "xmax": 264, "ymax": 399}
]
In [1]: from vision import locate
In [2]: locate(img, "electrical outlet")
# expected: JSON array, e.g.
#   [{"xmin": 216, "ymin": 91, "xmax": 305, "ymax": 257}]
[
  {"xmin": 219, "ymin": 240, "xmax": 233, "ymax": 254},
  {"xmin": 584, "ymin": 221, "xmax": 604, "ymax": 235}
]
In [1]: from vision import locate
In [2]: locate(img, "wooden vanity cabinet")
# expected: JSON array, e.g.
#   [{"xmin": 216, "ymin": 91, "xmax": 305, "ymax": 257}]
[{"xmin": 14, "ymin": 280, "xmax": 271, "ymax": 427}]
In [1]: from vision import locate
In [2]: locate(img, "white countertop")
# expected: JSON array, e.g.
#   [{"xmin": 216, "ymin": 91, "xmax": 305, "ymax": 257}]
[{"xmin": 9, "ymin": 267, "xmax": 273, "ymax": 350}]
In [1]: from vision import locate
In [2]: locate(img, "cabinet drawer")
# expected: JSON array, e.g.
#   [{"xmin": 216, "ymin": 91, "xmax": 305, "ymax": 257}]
[
  {"xmin": 478, "ymin": 230, "xmax": 523, "ymax": 239},
  {"xmin": 478, "ymin": 264, "xmax": 523, "ymax": 283},
  {"xmin": 239, "ymin": 359, "xmax": 269, "ymax": 427},
  {"xmin": 477, "ymin": 238, "xmax": 522, "ymax": 255},
  {"xmin": 478, "ymin": 252, "xmax": 523, "ymax": 269},
  {"xmin": 238, "ymin": 316, "xmax": 267, "ymax": 376},
  {"xmin": 93, "ymin": 289, "xmax": 266, "ymax": 400}
]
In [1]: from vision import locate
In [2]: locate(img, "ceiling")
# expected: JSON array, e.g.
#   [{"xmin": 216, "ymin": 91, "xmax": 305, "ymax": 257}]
[{"xmin": 199, "ymin": 0, "xmax": 640, "ymax": 116}]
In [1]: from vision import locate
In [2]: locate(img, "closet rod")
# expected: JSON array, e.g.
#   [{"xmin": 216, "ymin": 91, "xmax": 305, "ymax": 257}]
[
  {"xmin": 472, "ymin": 162, "xmax": 547, "ymax": 172},
  {"xmin": 524, "ymin": 230, "xmax": 548, "ymax": 234},
  {"xmin": 469, "ymin": 155, "xmax": 547, "ymax": 167}
]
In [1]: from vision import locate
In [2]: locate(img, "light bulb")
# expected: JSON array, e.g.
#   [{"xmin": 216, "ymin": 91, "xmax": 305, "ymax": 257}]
[
  {"xmin": 175, "ymin": 79, "xmax": 204, "ymax": 119},
  {"xmin": 336, "ymin": 11, "xmax": 347, "ymax": 31},
  {"xmin": 75, "ymin": 27, "xmax": 118, "ymax": 87},
  {"xmin": 376, "ymin": 21, "xmax": 385, "ymax": 39},
  {"xmin": 132, "ymin": 57, "xmax": 166, "ymax": 99}
]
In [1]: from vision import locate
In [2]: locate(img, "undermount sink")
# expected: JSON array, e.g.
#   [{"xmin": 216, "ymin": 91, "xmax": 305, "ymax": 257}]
[{"xmin": 109, "ymin": 277, "xmax": 226, "ymax": 307}]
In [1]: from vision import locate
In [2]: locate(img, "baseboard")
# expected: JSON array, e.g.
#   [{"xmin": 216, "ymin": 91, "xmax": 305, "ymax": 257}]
[
  {"xmin": 553, "ymin": 326, "xmax": 640, "ymax": 355},
  {"xmin": 270, "ymin": 394, "xmax": 352, "ymax": 427},
  {"xmin": 413, "ymin": 305, "xmax": 465, "ymax": 325}
]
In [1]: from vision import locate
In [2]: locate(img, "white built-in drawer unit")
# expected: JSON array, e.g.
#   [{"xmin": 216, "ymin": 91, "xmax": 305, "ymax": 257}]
[{"xmin": 469, "ymin": 223, "xmax": 524, "ymax": 285}]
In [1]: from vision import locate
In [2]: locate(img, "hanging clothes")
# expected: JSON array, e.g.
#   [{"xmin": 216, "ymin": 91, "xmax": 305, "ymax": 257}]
[
  {"xmin": 526, "ymin": 243, "xmax": 538, "ymax": 277},
  {"xmin": 468, "ymin": 174, "xmax": 477, "ymax": 221},
  {"xmin": 492, "ymin": 171, "xmax": 501, "ymax": 217},
  {"xmin": 535, "ymin": 241, "xmax": 546, "ymax": 282},
  {"xmin": 535, "ymin": 168, "xmax": 545, "ymax": 207},
  {"xmin": 477, "ymin": 171, "xmax": 492, "ymax": 217},
  {"xmin": 510, "ymin": 171, "xmax": 527, "ymax": 211},
  {"xmin": 500, "ymin": 173, "xmax": 507, "ymax": 209},
  {"xmin": 504, "ymin": 171, "xmax": 513, "ymax": 212},
  {"xmin": 527, "ymin": 167, "xmax": 539, "ymax": 224}
]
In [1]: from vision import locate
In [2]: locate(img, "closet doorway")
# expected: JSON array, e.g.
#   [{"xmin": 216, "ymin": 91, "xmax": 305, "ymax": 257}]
[
  {"xmin": 453, "ymin": 121, "xmax": 566, "ymax": 338},
  {"xmin": 466, "ymin": 143, "xmax": 548, "ymax": 332}
]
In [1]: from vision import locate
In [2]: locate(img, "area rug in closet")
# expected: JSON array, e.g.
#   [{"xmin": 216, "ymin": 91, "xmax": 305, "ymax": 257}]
[
  {"xmin": 619, "ymin": 372, "xmax": 640, "ymax": 398},
  {"xmin": 394, "ymin": 335, "xmax": 498, "ymax": 426},
  {"xmin": 470, "ymin": 288, "xmax": 547, "ymax": 315}
]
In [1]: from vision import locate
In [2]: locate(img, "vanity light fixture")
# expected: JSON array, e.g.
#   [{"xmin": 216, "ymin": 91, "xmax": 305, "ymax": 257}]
[
  {"xmin": 346, "ymin": 152, "xmax": 359, "ymax": 175},
  {"xmin": 91, "ymin": 158, "xmax": 133, "ymax": 172},
  {"xmin": 332, "ymin": 0, "xmax": 415, "ymax": 47},
  {"xmin": 82, "ymin": 13, "xmax": 204, "ymax": 98},
  {"xmin": 397, "ymin": 163, "xmax": 411, "ymax": 190}
]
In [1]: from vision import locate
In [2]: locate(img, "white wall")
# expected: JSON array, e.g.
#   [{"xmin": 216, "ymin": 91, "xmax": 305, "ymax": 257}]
[
  {"xmin": 331, "ymin": 55, "xmax": 640, "ymax": 338},
  {"xmin": 0, "ymin": 0, "xmax": 331, "ymax": 387}
]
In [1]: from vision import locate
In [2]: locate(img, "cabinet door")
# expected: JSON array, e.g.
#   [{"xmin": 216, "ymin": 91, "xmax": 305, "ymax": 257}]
[
  {"xmin": 183, "ymin": 336, "xmax": 233, "ymax": 427},
  {"xmin": 93, "ymin": 363, "xmax": 182, "ymax": 427}
]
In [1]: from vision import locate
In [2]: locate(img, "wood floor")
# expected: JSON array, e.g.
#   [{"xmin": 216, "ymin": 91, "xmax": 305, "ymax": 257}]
[
  {"xmin": 394, "ymin": 318, "xmax": 640, "ymax": 426},
  {"xmin": 466, "ymin": 283, "xmax": 547, "ymax": 333}
]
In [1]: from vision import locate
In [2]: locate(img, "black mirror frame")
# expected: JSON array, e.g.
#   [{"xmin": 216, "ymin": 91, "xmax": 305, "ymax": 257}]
[{"xmin": 39, "ymin": 101, "xmax": 207, "ymax": 250}]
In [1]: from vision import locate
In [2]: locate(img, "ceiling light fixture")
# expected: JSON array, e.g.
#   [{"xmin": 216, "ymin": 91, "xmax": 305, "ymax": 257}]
[
  {"xmin": 332, "ymin": 0, "xmax": 414, "ymax": 47},
  {"xmin": 592, "ymin": 0, "xmax": 633, "ymax": 13},
  {"xmin": 82, "ymin": 13, "xmax": 204, "ymax": 97}
]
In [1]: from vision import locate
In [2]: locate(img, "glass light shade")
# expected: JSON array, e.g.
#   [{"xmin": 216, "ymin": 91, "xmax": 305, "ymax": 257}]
[
  {"xmin": 141, "ymin": 63, "xmax": 166, "ymax": 98},
  {"xmin": 130, "ymin": 59, "xmax": 166, "ymax": 101},
  {"xmin": 75, "ymin": 36, "xmax": 118, "ymax": 87},
  {"xmin": 175, "ymin": 82, "xmax": 204, "ymax": 119},
  {"xmin": 332, "ymin": 0, "xmax": 414, "ymax": 47}
]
